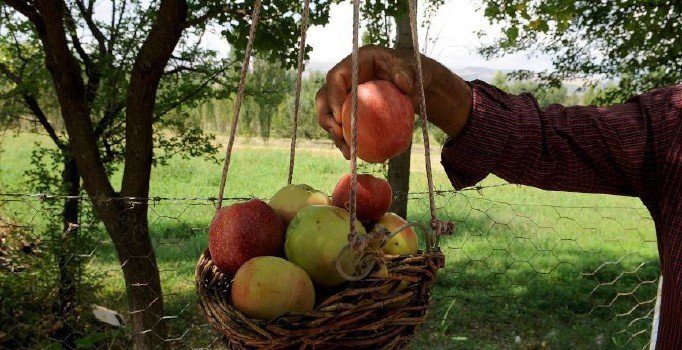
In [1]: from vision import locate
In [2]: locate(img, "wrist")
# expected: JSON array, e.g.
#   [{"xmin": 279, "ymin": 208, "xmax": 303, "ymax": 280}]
[{"xmin": 423, "ymin": 61, "xmax": 472, "ymax": 139}]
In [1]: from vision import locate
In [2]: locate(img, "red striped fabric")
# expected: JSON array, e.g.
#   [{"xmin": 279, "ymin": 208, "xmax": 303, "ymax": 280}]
[{"xmin": 441, "ymin": 80, "xmax": 682, "ymax": 349}]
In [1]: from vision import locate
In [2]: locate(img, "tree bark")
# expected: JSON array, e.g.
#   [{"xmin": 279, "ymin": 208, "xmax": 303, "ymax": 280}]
[
  {"xmin": 122, "ymin": 0, "xmax": 187, "ymax": 199},
  {"xmin": 54, "ymin": 155, "xmax": 79, "ymax": 349},
  {"xmin": 106, "ymin": 209, "xmax": 166, "ymax": 350},
  {"xmin": 387, "ymin": 10, "xmax": 414, "ymax": 218}
]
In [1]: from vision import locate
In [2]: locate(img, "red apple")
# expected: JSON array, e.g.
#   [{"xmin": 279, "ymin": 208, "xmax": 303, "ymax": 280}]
[
  {"xmin": 331, "ymin": 174, "xmax": 392, "ymax": 222},
  {"xmin": 341, "ymin": 80, "xmax": 414, "ymax": 163},
  {"xmin": 208, "ymin": 199, "xmax": 284, "ymax": 276}
]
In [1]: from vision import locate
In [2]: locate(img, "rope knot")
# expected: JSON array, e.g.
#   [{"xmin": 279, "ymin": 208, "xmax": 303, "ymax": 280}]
[
  {"xmin": 431, "ymin": 218, "xmax": 455, "ymax": 237},
  {"xmin": 349, "ymin": 224, "xmax": 390, "ymax": 252},
  {"xmin": 340, "ymin": 225, "xmax": 392, "ymax": 281}
]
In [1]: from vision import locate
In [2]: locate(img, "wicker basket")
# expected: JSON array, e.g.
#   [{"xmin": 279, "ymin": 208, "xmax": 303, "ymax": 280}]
[
  {"xmin": 195, "ymin": 247, "xmax": 445, "ymax": 349},
  {"xmin": 197, "ymin": 1, "xmax": 451, "ymax": 347}
]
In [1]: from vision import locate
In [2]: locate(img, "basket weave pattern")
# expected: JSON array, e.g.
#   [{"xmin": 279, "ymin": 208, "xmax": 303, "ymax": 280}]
[{"xmin": 195, "ymin": 249, "xmax": 445, "ymax": 349}]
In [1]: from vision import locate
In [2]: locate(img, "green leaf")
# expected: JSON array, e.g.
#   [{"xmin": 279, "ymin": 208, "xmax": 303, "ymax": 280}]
[
  {"xmin": 484, "ymin": 5, "xmax": 500, "ymax": 18},
  {"xmin": 506, "ymin": 26, "xmax": 519, "ymax": 43},
  {"xmin": 75, "ymin": 332, "xmax": 108, "ymax": 349}
]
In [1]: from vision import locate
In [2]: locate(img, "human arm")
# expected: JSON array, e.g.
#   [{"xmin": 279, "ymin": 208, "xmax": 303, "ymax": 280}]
[
  {"xmin": 316, "ymin": 45, "xmax": 682, "ymax": 199},
  {"xmin": 442, "ymin": 81, "xmax": 681, "ymax": 199}
]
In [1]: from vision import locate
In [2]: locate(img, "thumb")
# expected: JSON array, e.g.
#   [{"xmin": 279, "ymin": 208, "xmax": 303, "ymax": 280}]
[{"xmin": 391, "ymin": 67, "xmax": 414, "ymax": 96}]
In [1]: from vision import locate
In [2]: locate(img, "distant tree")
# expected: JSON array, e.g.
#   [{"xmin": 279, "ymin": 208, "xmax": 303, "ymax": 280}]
[
  {"xmin": 491, "ymin": 71, "xmax": 573, "ymax": 108},
  {"xmin": 0, "ymin": 1, "xmax": 332, "ymax": 348},
  {"xmin": 479, "ymin": 0, "xmax": 681, "ymax": 103},
  {"xmin": 243, "ymin": 58, "xmax": 294, "ymax": 141},
  {"xmin": 296, "ymin": 71, "xmax": 331, "ymax": 139}
]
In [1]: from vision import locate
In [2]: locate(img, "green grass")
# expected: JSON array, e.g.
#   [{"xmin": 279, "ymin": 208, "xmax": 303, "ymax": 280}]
[{"xmin": 0, "ymin": 132, "xmax": 659, "ymax": 349}]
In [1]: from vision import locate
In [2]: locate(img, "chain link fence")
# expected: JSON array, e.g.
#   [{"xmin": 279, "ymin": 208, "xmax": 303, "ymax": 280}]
[{"xmin": 0, "ymin": 185, "xmax": 659, "ymax": 349}]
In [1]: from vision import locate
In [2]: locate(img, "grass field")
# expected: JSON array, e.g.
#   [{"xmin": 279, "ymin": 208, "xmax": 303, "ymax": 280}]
[{"xmin": 0, "ymin": 132, "xmax": 660, "ymax": 349}]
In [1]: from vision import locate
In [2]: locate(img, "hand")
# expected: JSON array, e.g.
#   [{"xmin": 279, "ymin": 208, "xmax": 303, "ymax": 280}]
[{"xmin": 316, "ymin": 44, "xmax": 473, "ymax": 159}]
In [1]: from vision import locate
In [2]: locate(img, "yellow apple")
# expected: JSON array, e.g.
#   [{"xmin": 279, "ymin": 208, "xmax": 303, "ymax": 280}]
[
  {"xmin": 377, "ymin": 212, "xmax": 418, "ymax": 256},
  {"xmin": 269, "ymin": 184, "xmax": 331, "ymax": 226},
  {"xmin": 231, "ymin": 256, "xmax": 315, "ymax": 320}
]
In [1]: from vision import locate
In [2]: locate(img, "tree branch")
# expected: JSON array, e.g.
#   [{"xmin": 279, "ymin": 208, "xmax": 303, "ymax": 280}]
[
  {"xmin": 94, "ymin": 101, "xmax": 125, "ymax": 138},
  {"xmin": 156, "ymin": 58, "xmax": 237, "ymax": 119},
  {"xmin": 73, "ymin": 0, "xmax": 107, "ymax": 54},
  {"xmin": 110, "ymin": 0, "xmax": 128, "ymax": 56},
  {"xmin": 0, "ymin": 62, "xmax": 21, "ymax": 84},
  {"xmin": 0, "ymin": 58, "xmax": 65, "ymax": 149},
  {"xmin": 62, "ymin": 2, "xmax": 102, "ymax": 114},
  {"xmin": 3, "ymin": 0, "xmax": 41, "ymax": 22},
  {"xmin": 121, "ymin": 0, "xmax": 188, "ymax": 197},
  {"xmin": 22, "ymin": 93, "xmax": 65, "ymax": 149},
  {"xmin": 31, "ymin": 0, "xmax": 115, "ymax": 198},
  {"xmin": 62, "ymin": 5, "xmax": 93, "ymax": 68},
  {"xmin": 163, "ymin": 65, "xmax": 201, "ymax": 74},
  {"xmin": 184, "ymin": 5, "xmax": 269, "ymax": 28},
  {"xmin": 10, "ymin": 29, "xmax": 29, "ymax": 73}
]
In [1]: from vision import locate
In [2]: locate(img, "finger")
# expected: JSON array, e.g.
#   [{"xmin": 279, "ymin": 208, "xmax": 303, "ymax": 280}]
[
  {"xmin": 390, "ymin": 64, "xmax": 415, "ymax": 96},
  {"xmin": 330, "ymin": 121, "xmax": 350, "ymax": 159},
  {"xmin": 326, "ymin": 46, "xmax": 382, "ymax": 121},
  {"xmin": 365, "ymin": 50, "xmax": 411, "ymax": 94},
  {"xmin": 326, "ymin": 64, "xmax": 350, "ymax": 123},
  {"xmin": 316, "ymin": 84, "xmax": 343, "ymax": 133},
  {"xmin": 333, "ymin": 137, "xmax": 350, "ymax": 159},
  {"xmin": 320, "ymin": 113, "xmax": 349, "ymax": 159},
  {"xmin": 315, "ymin": 84, "xmax": 332, "ymax": 126}
]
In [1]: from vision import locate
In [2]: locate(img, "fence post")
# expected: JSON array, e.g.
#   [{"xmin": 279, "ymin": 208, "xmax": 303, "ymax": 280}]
[{"xmin": 649, "ymin": 275, "xmax": 663, "ymax": 349}]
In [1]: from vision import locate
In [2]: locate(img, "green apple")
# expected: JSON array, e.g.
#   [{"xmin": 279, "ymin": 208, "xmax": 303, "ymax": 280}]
[{"xmin": 285, "ymin": 205, "xmax": 366, "ymax": 287}]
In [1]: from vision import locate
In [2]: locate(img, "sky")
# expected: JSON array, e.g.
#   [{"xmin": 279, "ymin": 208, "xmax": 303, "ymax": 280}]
[
  {"xmin": 197, "ymin": 1, "xmax": 555, "ymax": 75},
  {"xmin": 304, "ymin": 1, "xmax": 555, "ymax": 72}
]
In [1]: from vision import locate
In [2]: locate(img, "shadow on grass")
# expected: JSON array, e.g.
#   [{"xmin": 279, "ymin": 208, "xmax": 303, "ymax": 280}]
[{"xmin": 410, "ymin": 211, "xmax": 659, "ymax": 350}]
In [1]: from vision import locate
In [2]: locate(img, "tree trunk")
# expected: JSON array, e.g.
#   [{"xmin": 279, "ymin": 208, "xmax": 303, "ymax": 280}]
[
  {"xmin": 387, "ymin": 10, "xmax": 414, "ymax": 218},
  {"xmin": 29, "ymin": 1, "xmax": 186, "ymax": 348},
  {"xmin": 10, "ymin": 1, "xmax": 184, "ymax": 348},
  {"xmin": 54, "ymin": 155, "xmax": 79, "ymax": 349},
  {"xmin": 110, "ymin": 209, "xmax": 166, "ymax": 350},
  {"xmin": 92, "ymin": 200, "xmax": 167, "ymax": 350}
]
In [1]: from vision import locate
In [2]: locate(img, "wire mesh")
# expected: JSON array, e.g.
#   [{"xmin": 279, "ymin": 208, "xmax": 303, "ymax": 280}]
[{"xmin": 0, "ymin": 185, "xmax": 659, "ymax": 349}]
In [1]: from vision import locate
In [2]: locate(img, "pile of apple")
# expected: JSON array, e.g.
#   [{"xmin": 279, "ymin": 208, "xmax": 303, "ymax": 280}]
[{"xmin": 208, "ymin": 80, "xmax": 416, "ymax": 320}]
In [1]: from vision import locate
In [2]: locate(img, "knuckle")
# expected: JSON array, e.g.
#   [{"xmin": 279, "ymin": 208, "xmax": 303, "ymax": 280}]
[{"xmin": 315, "ymin": 86, "xmax": 325, "ymax": 100}]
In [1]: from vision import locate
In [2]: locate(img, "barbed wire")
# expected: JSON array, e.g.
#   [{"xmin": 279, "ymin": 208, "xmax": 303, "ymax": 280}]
[{"xmin": 0, "ymin": 184, "xmax": 651, "ymax": 210}]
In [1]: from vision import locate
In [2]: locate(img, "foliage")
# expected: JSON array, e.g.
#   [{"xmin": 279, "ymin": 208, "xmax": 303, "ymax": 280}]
[
  {"xmin": 490, "ymin": 71, "xmax": 623, "ymax": 108},
  {"xmin": 360, "ymin": 0, "xmax": 445, "ymax": 47},
  {"xmin": 0, "ymin": 199, "xmax": 103, "ymax": 349},
  {"xmin": 187, "ymin": 68, "xmax": 330, "ymax": 141},
  {"xmin": 0, "ymin": 0, "xmax": 336, "ymax": 173},
  {"xmin": 491, "ymin": 71, "xmax": 575, "ymax": 107},
  {"xmin": 242, "ymin": 59, "xmax": 294, "ymax": 140},
  {"xmin": 479, "ymin": 0, "xmax": 682, "ymax": 103}
]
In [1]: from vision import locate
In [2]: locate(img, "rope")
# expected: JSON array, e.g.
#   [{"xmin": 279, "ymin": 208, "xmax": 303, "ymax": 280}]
[
  {"xmin": 287, "ymin": 0, "xmax": 311, "ymax": 185},
  {"xmin": 348, "ymin": 0, "xmax": 361, "ymax": 249},
  {"xmin": 216, "ymin": 0, "xmax": 262, "ymax": 209},
  {"xmin": 408, "ymin": 0, "xmax": 453, "ymax": 237}
]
